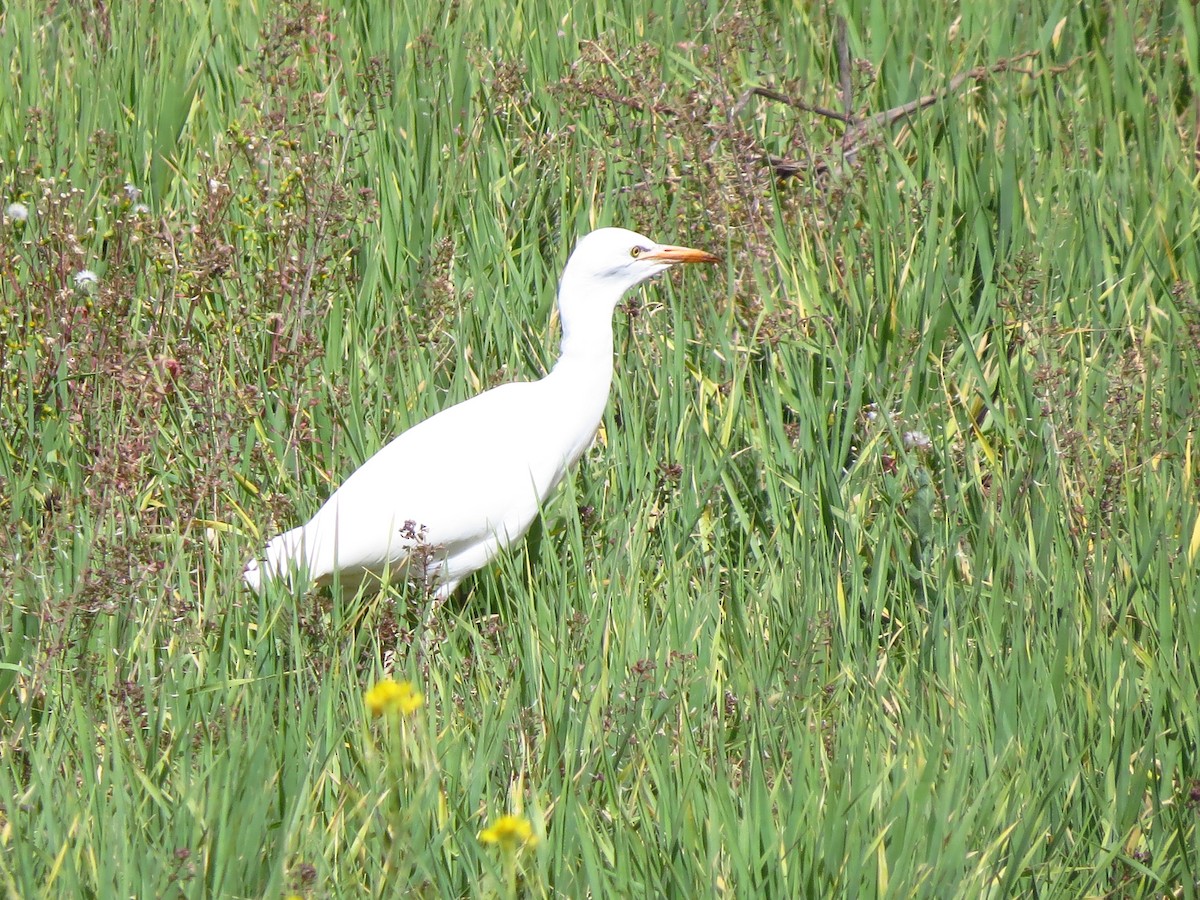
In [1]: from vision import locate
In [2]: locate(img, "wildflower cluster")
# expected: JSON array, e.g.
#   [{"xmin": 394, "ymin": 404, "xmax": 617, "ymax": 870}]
[
  {"xmin": 479, "ymin": 811, "xmax": 539, "ymax": 899},
  {"xmin": 364, "ymin": 678, "xmax": 423, "ymax": 717},
  {"xmin": 478, "ymin": 814, "xmax": 538, "ymax": 851}
]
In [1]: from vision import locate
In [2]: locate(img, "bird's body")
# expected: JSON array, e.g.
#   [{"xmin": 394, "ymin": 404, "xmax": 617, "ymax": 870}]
[
  {"xmin": 248, "ymin": 364, "xmax": 609, "ymax": 597},
  {"xmin": 244, "ymin": 227, "xmax": 717, "ymax": 598}
]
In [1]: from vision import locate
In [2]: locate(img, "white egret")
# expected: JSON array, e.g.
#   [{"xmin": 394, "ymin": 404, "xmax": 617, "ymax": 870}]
[{"xmin": 243, "ymin": 227, "xmax": 718, "ymax": 597}]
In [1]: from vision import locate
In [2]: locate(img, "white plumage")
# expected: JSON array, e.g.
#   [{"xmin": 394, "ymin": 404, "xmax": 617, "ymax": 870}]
[{"xmin": 243, "ymin": 227, "xmax": 718, "ymax": 598}]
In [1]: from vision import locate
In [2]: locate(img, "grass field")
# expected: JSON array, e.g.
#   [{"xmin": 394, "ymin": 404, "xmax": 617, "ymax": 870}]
[{"xmin": 2, "ymin": 0, "xmax": 1199, "ymax": 896}]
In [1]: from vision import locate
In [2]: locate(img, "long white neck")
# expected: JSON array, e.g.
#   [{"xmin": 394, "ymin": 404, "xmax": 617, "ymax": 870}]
[{"xmin": 548, "ymin": 268, "xmax": 623, "ymax": 379}]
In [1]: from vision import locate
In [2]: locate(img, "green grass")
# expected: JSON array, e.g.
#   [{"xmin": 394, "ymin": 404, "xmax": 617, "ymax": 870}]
[{"xmin": 2, "ymin": 0, "xmax": 1199, "ymax": 896}]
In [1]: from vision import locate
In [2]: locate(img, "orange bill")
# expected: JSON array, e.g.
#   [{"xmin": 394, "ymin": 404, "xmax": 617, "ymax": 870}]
[{"xmin": 648, "ymin": 244, "xmax": 720, "ymax": 264}]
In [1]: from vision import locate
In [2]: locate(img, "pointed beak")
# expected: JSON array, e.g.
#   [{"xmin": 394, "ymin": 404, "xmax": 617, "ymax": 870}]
[{"xmin": 646, "ymin": 244, "xmax": 720, "ymax": 265}]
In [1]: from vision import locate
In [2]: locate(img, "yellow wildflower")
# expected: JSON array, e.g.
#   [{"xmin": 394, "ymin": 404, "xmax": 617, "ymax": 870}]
[
  {"xmin": 478, "ymin": 814, "xmax": 538, "ymax": 850},
  {"xmin": 364, "ymin": 678, "xmax": 423, "ymax": 717}
]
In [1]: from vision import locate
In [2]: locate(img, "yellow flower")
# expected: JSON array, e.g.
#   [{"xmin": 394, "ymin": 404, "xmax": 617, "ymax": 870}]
[
  {"xmin": 478, "ymin": 814, "xmax": 538, "ymax": 850},
  {"xmin": 364, "ymin": 678, "xmax": 423, "ymax": 717}
]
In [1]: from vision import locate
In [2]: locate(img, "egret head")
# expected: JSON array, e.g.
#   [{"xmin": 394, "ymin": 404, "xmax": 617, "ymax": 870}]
[{"xmin": 560, "ymin": 227, "xmax": 719, "ymax": 300}]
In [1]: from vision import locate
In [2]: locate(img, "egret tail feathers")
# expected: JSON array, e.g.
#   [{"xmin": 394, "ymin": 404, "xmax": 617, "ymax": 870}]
[{"xmin": 243, "ymin": 525, "xmax": 313, "ymax": 592}]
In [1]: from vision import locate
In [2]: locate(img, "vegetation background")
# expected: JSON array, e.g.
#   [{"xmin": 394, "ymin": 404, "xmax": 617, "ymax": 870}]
[{"xmin": 2, "ymin": 0, "xmax": 1198, "ymax": 896}]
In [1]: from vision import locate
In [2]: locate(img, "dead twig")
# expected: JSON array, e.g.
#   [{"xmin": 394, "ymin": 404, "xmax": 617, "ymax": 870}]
[
  {"xmin": 750, "ymin": 48, "xmax": 1083, "ymax": 178},
  {"xmin": 840, "ymin": 49, "xmax": 1041, "ymax": 157},
  {"xmin": 732, "ymin": 86, "xmax": 851, "ymax": 124}
]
